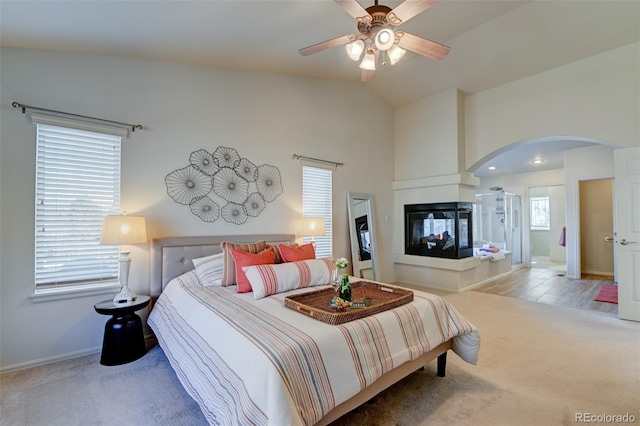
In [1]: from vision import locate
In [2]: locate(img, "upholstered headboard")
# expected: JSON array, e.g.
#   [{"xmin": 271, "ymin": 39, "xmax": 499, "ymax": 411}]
[{"xmin": 149, "ymin": 234, "xmax": 296, "ymax": 297}]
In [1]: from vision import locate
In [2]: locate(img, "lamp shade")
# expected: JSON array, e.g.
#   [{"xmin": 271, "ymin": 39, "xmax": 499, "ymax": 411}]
[
  {"xmin": 359, "ymin": 51, "xmax": 376, "ymax": 70},
  {"xmin": 101, "ymin": 215, "xmax": 148, "ymax": 245},
  {"xmin": 345, "ymin": 40, "xmax": 365, "ymax": 61},
  {"xmin": 300, "ymin": 216, "xmax": 326, "ymax": 237},
  {"xmin": 387, "ymin": 44, "xmax": 406, "ymax": 65}
]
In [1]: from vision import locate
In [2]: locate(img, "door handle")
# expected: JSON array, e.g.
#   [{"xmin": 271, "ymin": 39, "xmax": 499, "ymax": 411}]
[
  {"xmin": 604, "ymin": 236, "xmax": 614, "ymax": 242},
  {"xmin": 620, "ymin": 239, "xmax": 637, "ymax": 245}
]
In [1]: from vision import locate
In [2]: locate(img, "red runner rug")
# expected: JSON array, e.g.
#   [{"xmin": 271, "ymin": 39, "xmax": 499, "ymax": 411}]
[{"xmin": 594, "ymin": 284, "xmax": 618, "ymax": 304}]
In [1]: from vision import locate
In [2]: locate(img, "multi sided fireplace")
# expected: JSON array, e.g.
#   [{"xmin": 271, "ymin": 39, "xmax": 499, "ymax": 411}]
[{"xmin": 404, "ymin": 202, "xmax": 473, "ymax": 259}]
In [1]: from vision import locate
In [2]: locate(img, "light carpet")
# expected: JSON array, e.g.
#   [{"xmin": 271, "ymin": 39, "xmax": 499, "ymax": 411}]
[{"xmin": 1, "ymin": 291, "xmax": 638, "ymax": 426}]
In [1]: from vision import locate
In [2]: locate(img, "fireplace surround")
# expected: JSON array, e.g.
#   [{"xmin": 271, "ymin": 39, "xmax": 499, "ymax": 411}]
[{"xmin": 404, "ymin": 202, "xmax": 473, "ymax": 259}]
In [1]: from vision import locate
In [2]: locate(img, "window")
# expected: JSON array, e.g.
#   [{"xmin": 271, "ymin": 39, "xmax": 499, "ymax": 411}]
[
  {"xmin": 34, "ymin": 118, "xmax": 123, "ymax": 289},
  {"xmin": 302, "ymin": 165, "xmax": 332, "ymax": 258},
  {"xmin": 530, "ymin": 196, "xmax": 550, "ymax": 230}
]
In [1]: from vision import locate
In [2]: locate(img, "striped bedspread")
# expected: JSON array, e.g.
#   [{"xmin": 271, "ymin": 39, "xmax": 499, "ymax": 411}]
[{"xmin": 148, "ymin": 271, "xmax": 480, "ymax": 426}]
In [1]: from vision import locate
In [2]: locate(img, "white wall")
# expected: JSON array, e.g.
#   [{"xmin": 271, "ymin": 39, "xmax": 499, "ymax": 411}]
[
  {"xmin": 0, "ymin": 48, "xmax": 394, "ymax": 371},
  {"xmin": 394, "ymin": 89, "xmax": 464, "ymax": 181},
  {"xmin": 477, "ymin": 169, "xmax": 565, "ymax": 197},
  {"xmin": 564, "ymin": 145, "xmax": 615, "ymax": 279},
  {"xmin": 392, "ymin": 88, "xmax": 476, "ymax": 256},
  {"xmin": 548, "ymin": 185, "xmax": 566, "ymax": 264},
  {"xmin": 465, "ymin": 42, "xmax": 639, "ymax": 169}
]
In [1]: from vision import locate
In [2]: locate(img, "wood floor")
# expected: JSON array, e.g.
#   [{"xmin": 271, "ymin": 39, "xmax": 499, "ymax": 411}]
[{"xmin": 473, "ymin": 267, "xmax": 618, "ymax": 314}]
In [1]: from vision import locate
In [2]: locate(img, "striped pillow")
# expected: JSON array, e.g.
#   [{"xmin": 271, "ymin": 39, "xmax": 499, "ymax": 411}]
[
  {"xmin": 243, "ymin": 258, "xmax": 335, "ymax": 299},
  {"xmin": 220, "ymin": 240, "xmax": 268, "ymax": 286},
  {"xmin": 192, "ymin": 252, "xmax": 224, "ymax": 286}
]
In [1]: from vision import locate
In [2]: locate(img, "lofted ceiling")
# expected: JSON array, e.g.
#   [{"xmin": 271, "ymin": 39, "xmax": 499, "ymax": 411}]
[{"xmin": 1, "ymin": 0, "xmax": 638, "ymax": 176}]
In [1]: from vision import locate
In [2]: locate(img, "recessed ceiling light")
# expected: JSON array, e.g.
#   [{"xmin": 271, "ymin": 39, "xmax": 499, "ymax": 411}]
[
  {"xmin": 532, "ymin": 159, "xmax": 544, "ymax": 164},
  {"xmin": 488, "ymin": 166, "xmax": 496, "ymax": 170}
]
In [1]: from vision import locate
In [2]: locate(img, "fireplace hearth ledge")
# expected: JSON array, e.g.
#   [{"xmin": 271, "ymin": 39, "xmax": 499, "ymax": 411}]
[
  {"xmin": 393, "ymin": 252, "xmax": 513, "ymax": 293},
  {"xmin": 394, "ymin": 254, "xmax": 480, "ymax": 271}
]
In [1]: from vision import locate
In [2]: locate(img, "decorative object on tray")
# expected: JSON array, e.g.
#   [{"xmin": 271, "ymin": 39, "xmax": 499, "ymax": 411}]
[
  {"xmin": 339, "ymin": 274, "xmax": 351, "ymax": 302},
  {"xmin": 285, "ymin": 281, "xmax": 414, "ymax": 325},
  {"xmin": 332, "ymin": 257, "xmax": 351, "ymax": 302},
  {"xmin": 165, "ymin": 146, "xmax": 283, "ymax": 224},
  {"xmin": 332, "ymin": 257, "xmax": 349, "ymax": 284}
]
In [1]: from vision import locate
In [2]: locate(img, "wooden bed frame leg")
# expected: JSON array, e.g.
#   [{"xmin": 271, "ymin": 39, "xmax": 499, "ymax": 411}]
[{"xmin": 437, "ymin": 352, "xmax": 447, "ymax": 377}]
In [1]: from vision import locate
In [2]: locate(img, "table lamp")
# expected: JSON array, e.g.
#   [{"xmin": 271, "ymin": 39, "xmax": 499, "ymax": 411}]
[
  {"xmin": 101, "ymin": 215, "xmax": 148, "ymax": 305},
  {"xmin": 300, "ymin": 216, "xmax": 326, "ymax": 242}
]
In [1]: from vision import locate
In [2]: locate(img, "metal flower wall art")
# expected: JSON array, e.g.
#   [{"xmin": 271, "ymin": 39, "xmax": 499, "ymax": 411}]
[{"xmin": 165, "ymin": 146, "xmax": 283, "ymax": 224}]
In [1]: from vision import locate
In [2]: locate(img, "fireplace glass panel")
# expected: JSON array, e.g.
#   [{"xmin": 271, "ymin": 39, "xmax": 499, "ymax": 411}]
[{"xmin": 405, "ymin": 202, "xmax": 473, "ymax": 259}]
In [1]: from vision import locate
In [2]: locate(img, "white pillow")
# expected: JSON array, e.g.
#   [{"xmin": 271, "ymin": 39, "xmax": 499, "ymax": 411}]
[
  {"xmin": 243, "ymin": 258, "xmax": 335, "ymax": 299},
  {"xmin": 192, "ymin": 252, "xmax": 224, "ymax": 286}
]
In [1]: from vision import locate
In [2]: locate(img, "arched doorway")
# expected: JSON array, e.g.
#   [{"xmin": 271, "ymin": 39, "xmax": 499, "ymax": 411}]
[{"xmin": 467, "ymin": 136, "xmax": 620, "ymax": 278}]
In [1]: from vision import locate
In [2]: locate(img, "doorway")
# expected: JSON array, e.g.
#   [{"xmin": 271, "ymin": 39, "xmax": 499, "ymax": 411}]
[
  {"xmin": 529, "ymin": 185, "xmax": 566, "ymax": 273},
  {"xmin": 578, "ymin": 178, "xmax": 614, "ymax": 279}
]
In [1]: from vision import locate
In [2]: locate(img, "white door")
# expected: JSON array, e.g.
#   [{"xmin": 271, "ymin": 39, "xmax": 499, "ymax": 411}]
[{"xmin": 615, "ymin": 146, "xmax": 640, "ymax": 321}]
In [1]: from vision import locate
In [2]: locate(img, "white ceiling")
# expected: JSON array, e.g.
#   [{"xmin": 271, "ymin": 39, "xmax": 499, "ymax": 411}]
[{"xmin": 2, "ymin": 0, "xmax": 638, "ymax": 176}]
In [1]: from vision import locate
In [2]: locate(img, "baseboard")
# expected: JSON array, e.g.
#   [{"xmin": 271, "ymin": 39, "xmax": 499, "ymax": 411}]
[
  {"xmin": 0, "ymin": 346, "xmax": 102, "ymax": 374},
  {"xmin": 581, "ymin": 269, "xmax": 614, "ymax": 277},
  {"xmin": 393, "ymin": 280, "xmax": 460, "ymax": 294},
  {"xmin": 461, "ymin": 270, "xmax": 513, "ymax": 292}
]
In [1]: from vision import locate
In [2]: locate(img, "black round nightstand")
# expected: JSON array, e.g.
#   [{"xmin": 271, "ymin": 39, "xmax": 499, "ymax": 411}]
[{"xmin": 94, "ymin": 295, "xmax": 151, "ymax": 366}]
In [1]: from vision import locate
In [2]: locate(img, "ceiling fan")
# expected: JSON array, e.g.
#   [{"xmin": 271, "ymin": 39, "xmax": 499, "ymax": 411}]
[{"xmin": 299, "ymin": 0, "xmax": 450, "ymax": 82}]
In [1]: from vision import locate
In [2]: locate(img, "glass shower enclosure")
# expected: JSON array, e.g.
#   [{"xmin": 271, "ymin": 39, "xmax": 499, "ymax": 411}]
[{"xmin": 473, "ymin": 190, "xmax": 522, "ymax": 266}]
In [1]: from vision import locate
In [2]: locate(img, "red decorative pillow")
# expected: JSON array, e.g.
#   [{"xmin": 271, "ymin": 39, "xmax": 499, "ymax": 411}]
[
  {"xmin": 266, "ymin": 243, "xmax": 298, "ymax": 264},
  {"xmin": 279, "ymin": 243, "xmax": 315, "ymax": 262},
  {"xmin": 230, "ymin": 247, "xmax": 275, "ymax": 293}
]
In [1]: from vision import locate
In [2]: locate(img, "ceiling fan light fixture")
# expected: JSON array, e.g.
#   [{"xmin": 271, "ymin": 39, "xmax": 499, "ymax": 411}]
[
  {"xmin": 359, "ymin": 51, "xmax": 376, "ymax": 70},
  {"xmin": 374, "ymin": 28, "xmax": 395, "ymax": 51},
  {"xmin": 387, "ymin": 44, "xmax": 406, "ymax": 65},
  {"xmin": 345, "ymin": 39, "xmax": 365, "ymax": 61}
]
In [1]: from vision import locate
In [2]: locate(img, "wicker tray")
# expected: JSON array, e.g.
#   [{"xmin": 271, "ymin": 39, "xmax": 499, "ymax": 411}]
[{"xmin": 284, "ymin": 281, "xmax": 414, "ymax": 325}]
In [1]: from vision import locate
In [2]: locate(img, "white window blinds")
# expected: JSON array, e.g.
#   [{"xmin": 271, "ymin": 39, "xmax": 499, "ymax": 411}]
[
  {"xmin": 35, "ymin": 123, "xmax": 122, "ymax": 287},
  {"xmin": 302, "ymin": 165, "xmax": 332, "ymax": 259}
]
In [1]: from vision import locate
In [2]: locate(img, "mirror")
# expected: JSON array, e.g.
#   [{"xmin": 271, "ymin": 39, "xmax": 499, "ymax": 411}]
[{"xmin": 347, "ymin": 192, "xmax": 380, "ymax": 281}]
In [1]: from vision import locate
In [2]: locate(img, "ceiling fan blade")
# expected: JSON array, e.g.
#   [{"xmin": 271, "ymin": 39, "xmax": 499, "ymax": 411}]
[
  {"xmin": 299, "ymin": 34, "xmax": 357, "ymax": 56},
  {"xmin": 396, "ymin": 31, "xmax": 450, "ymax": 61},
  {"xmin": 387, "ymin": 0, "xmax": 440, "ymax": 25},
  {"xmin": 335, "ymin": 0, "xmax": 371, "ymax": 21}
]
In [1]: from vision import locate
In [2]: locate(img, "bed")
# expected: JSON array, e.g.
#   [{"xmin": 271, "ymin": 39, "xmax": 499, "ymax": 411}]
[{"xmin": 147, "ymin": 234, "xmax": 480, "ymax": 425}]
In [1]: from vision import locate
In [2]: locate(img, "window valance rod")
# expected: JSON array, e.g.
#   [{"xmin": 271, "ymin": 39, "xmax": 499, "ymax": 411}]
[
  {"xmin": 11, "ymin": 101, "xmax": 144, "ymax": 132},
  {"xmin": 292, "ymin": 154, "xmax": 344, "ymax": 167}
]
